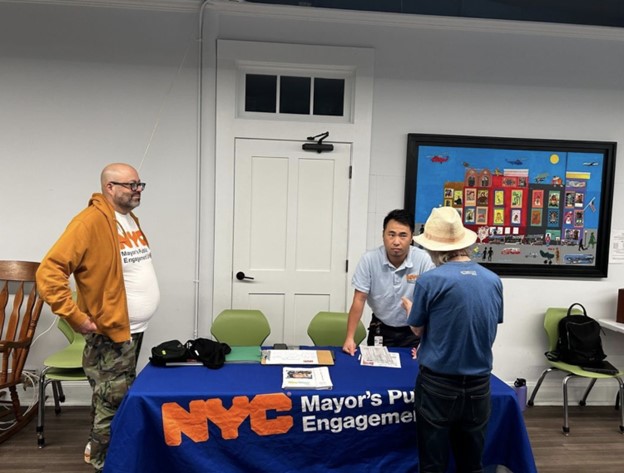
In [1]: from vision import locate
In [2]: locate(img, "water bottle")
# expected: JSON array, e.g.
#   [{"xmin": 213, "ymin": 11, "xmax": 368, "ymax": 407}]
[{"xmin": 513, "ymin": 378, "xmax": 527, "ymax": 412}]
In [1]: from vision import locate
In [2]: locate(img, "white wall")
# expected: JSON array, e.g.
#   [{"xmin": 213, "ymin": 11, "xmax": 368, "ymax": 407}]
[
  {"xmin": 0, "ymin": 2, "xmax": 201, "ymax": 404},
  {"xmin": 2, "ymin": 1, "xmax": 624, "ymax": 405}
]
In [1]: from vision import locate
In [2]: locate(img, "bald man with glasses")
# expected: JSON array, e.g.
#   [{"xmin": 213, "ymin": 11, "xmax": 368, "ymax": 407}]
[{"xmin": 37, "ymin": 163, "xmax": 159, "ymax": 473}]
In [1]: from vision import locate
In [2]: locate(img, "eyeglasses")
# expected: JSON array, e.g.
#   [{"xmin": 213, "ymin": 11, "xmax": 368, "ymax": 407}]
[{"xmin": 109, "ymin": 181, "xmax": 147, "ymax": 191}]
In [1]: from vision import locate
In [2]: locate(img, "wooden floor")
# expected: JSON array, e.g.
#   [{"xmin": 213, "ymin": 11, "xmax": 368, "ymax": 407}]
[
  {"xmin": 0, "ymin": 405, "xmax": 623, "ymax": 472},
  {"xmin": 523, "ymin": 405, "xmax": 624, "ymax": 473},
  {"xmin": 0, "ymin": 405, "xmax": 91, "ymax": 473}
]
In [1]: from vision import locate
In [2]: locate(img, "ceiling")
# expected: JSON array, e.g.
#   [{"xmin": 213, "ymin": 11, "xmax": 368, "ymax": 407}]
[
  {"xmin": 248, "ymin": 0, "xmax": 624, "ymax": 29},
  {"xmin": 4, "ymin": 0, "xmax": 624, "ymax": 29}
]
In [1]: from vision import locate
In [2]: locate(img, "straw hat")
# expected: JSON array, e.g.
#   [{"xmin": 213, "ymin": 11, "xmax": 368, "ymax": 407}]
[{"xmin": 413, "ymin": 207, "xmax": 477, "ymax": 251}]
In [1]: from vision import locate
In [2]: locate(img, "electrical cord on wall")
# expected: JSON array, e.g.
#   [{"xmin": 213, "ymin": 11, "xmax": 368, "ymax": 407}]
[
  {"xmin": 30, "ymin": 315, "xmax": 57, "ymax": 348},
  {"xmin": 137, "ymin": 23, "xmax": 194, "ymax": 172}
]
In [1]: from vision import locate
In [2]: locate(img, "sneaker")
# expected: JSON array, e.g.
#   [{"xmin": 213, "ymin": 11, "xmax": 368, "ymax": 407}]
[{"xmin": 84, "ymin": 441, "xmax": 91, "ymax": 464}]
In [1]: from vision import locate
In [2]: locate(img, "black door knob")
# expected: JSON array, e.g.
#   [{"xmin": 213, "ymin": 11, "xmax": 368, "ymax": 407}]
[{"xmin": 236, "ymin": 271, "xmax": 254, "ymax": 281}]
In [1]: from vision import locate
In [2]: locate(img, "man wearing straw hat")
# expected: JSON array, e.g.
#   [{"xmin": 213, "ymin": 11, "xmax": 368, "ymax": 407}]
[{"xmin": 403, "ymin": 206, "xmax": 503, "ymax": 473}]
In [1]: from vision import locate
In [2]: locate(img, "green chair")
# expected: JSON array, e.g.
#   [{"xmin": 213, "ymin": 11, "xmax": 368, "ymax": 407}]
[
  {"xmin": 37, "ymin": 318, "xmax": 88, "ymax": 447},
  {"xmin": 210, "ymin": 309, "xmax": 271, "ymax": 346},
  {"xmin": 527, "ymin": 307, "xmax": 624, "ymax": 435},
  {"xmin": 307, "ymin": 311, "xmax": 366, "ymax": 347}
]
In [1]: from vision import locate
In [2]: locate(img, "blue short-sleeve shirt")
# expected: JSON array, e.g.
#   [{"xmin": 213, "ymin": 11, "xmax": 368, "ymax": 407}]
[
  {"xmin": 352, "ymin": 246, "xmax": 435, "ymax": 327},
  {"xmin": 407, "ymin": 261, "xmax": 504, "ymax": 375}
]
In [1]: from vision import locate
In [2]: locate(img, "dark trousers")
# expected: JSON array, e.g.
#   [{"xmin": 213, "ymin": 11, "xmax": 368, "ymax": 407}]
[
  {"xmin": 415, "ymin": 366, "xmax": 491, "ymax": 473},
  {"xmin": 367, "ymin": 314, "xmax": 421, "ymax": 347}
]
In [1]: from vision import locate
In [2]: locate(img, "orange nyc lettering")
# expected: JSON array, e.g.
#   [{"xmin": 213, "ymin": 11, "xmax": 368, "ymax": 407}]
[
  {"xmin": 162, "ymin": 393, "xmax": 293, "ymax": 446},
  {"xmin": 118, "ymin": 230, "xmax": 147, "ymax": 249}
]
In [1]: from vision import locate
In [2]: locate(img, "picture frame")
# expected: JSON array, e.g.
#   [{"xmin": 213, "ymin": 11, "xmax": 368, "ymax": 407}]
[{"xmin": 405, "ymin": 133, "xmax": 617, "ymax": 278}]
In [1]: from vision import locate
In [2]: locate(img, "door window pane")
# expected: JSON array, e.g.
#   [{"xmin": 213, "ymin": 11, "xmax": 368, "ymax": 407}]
[
  {"xmin": 280, "ymin": 76, "xmax": 311, "ymax": 115},
  {"xmin": 314, "ymin": 78, "xmax": 345, "ymax": 116},
  {"xmin": 245, "ymin": 74, "xmax": 277, "ymax": 113}
]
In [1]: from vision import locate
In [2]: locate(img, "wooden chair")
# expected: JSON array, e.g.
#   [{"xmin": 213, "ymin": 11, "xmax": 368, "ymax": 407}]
[{"xmin": 0, "ymin": 260, "xmax": 44, "ymax": 444}]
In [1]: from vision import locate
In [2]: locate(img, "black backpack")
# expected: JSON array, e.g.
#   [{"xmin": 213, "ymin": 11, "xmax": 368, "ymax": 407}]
[{"xmin": 549, "ymin": 303, "xmax": 606, "ymax": 367}]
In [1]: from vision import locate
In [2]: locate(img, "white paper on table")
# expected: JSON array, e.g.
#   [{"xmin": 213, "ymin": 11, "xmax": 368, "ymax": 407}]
[
  {"xmin": 359, "ymin": 346, "xmax": 402, "ymax": 368},
  {"xmin": 263, "ymin": 349, "xmax": 320, "ymax": 365}
]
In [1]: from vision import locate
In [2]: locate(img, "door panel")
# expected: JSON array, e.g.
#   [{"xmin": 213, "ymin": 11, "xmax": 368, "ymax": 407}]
[{"xmin": 233, "ymin": 138, "xmax": 350, "ymax": 345}]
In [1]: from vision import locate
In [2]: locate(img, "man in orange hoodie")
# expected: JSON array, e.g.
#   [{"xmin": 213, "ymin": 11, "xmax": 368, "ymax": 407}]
[{"xmin": 37, "ymin": 163, "xmax": 160, "ymax": 473}]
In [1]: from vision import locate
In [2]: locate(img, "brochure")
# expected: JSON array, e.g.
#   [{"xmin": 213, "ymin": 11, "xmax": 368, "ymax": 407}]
[{"xmin": 281, "ymin": 366, "xmax": 333, "ymax": 390}]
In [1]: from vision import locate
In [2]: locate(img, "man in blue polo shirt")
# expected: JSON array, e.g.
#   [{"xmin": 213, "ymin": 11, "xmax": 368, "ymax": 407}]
[{"xmin": 342, "ymin": 209, "xmax": 434, "ymax": 355}]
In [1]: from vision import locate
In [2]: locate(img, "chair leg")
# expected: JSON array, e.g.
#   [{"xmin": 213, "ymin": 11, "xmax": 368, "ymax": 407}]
[
  {"xmin": 37, "ymin": 370, "xmax": 48, "ymax": 448},
  {"xmin": 528, "ymin": 367, "xmax": 556, "ymax": 406},
  {"xmin": 616, "ymin": 378, "xmax": 624, "ymax": 434},
  {"xmin": 56, "ymin": 381, "xmax": 66, "ymax": 403},
  {"xmin": 51, "ymin": 381, "xmax": 62, "ymax": 414},
  {"xmin": 579, "ymin": 378, "xmax": 597, "ymax": 407},
  {"xmin": 562, "ymin": 374, "xmax": 574, "ymax": 435}
]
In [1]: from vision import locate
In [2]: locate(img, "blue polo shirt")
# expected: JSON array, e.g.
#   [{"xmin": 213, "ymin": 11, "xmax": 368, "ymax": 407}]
[{"xmin": 352, "ymin": 246, "xmax": 435, "ymax": 327}]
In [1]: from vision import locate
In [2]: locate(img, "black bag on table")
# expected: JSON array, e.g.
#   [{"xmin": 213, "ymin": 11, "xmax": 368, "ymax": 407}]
[
  {"xmin": 150, "ymin": 340, "xmax": 191, "ymax": 366},
  {"xmin": 550, "ymin": 303, "xmax": 607, "ymax": 368},
  {"xmin": 186, "ymin": 338, "xmax": 231, "ymax": 369},
  {"xmin": 150, "ymin": 338, "xmax": 231, "ymax": 369}
]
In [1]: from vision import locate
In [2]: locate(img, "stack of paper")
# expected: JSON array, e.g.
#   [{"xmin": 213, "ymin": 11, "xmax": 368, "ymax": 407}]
[
  {"xmin": 281, "ymin": 366, "xmax": 333, "ymax": 390},
  {"xmin": 359, "ymin": 346, "xmax": 401, "ymax": 368}
]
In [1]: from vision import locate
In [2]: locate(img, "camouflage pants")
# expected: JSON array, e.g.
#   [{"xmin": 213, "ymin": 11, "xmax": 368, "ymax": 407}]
[{"xmin": 83, "ymin": 332, "xmax": 143, "ymax": 472}]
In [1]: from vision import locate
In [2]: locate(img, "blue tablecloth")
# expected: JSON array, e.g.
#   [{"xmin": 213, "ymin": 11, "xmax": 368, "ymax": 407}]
[{"xmin": 104, "ymin": 348, "xmax": 536, "ymax": 473}]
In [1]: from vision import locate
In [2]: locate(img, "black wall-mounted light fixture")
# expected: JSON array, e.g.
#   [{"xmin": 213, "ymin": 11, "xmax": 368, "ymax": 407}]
[{"xmin": 302, "ymin": 131, "xmax": 334, "ymax": 153}]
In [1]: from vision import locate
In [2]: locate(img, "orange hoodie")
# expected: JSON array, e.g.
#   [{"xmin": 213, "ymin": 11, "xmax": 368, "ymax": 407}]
[{"xmin": 36, "ymin": 193, "xmax": 145, "ymax": 343}]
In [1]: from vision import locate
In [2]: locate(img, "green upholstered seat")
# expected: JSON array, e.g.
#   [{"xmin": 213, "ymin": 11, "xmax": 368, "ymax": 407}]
[
  {"xmin": 210, "ymin": 309, "xmax": 271, "ymax": 346},
  {"xmin": 307, "ymin": 311, "xmax": 366, "ymax": 347}
]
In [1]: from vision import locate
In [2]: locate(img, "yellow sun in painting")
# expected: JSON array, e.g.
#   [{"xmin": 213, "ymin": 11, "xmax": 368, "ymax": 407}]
[{"xmin": 550, "ymin": 154, "xmax": 559, "ymax": 164}]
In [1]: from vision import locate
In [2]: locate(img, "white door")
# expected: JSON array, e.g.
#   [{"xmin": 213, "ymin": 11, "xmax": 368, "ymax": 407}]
[{"xmin": 233, "ymin": 138, "xmax": 350, "ymax": 345}]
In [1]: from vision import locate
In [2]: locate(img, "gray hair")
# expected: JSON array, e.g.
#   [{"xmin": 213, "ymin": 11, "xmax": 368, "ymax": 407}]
[{"xmin": 426, "ymin": 248, "xmax": 471, "ymax": 266}]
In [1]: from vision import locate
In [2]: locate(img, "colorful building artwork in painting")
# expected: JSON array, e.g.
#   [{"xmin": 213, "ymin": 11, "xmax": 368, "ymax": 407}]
[{"xmin": 414, "ymin": 146, "xmax": 602, "ymax": 266}]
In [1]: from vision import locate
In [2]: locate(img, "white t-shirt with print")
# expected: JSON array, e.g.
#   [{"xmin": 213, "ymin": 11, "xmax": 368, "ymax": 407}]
[{"xmin": 115, "ymin": 211, "xmax": 160, "ymax": 333}]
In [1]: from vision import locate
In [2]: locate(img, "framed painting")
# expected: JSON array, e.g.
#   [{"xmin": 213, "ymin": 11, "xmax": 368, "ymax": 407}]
[{"xmin": 405, "ymin": 133, "xmax": 617, "ymax": 278}]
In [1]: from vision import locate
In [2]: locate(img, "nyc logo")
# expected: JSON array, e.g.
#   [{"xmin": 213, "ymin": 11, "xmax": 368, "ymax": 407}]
[
  {"xmin": 118, "ymin": 230, "xmax": 146, "ymax": 249},
  {"xmin": 162, "ymin": 393, "xmax": 293, "ymax": 446}
]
